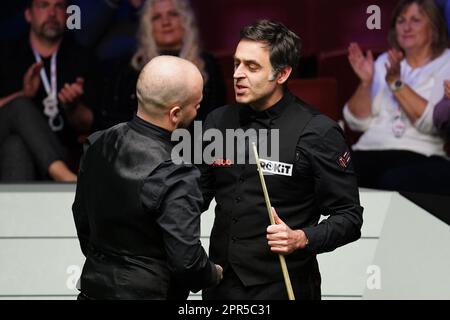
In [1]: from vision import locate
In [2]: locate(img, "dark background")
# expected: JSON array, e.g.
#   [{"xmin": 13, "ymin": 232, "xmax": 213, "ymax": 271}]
[{"xmin": 0, "ymin": 0, "xmax": 398, "ymax": 56}]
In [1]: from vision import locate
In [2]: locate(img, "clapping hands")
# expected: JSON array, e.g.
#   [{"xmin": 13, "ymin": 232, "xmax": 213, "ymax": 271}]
[
  {"xmin": 58, "ymin": 77, "xmax": 84, "ymax": 106},
  {"xmin": 348, "ymin": 42, "xmax": 374, "ymax": 85},
  {"xmin": 385, "ymin": 48, "xmax": 404, "ymax": 85},
  {"xmin": 22, "ymin": 62, "xmax": 42, "ymax": 98}
]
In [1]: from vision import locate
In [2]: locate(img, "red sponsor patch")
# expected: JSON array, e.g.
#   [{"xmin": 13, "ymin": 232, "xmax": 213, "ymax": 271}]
[
  {"xmin": 212, "ymin": 159, "xmax": 233, "ymax": 167},
  {"xmin": 337, "ymin": 151, "xmax": 351, "ymax": 169}
]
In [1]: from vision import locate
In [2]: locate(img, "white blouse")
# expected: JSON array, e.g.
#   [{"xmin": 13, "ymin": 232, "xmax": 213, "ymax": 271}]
[{"xmin": 343, "ymin": 49, "xmax": 450, "ymax": 157}]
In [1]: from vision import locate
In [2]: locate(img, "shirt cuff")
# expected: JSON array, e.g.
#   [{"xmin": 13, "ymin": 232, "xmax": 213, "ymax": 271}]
[
  {"xmin": 301, "ymin": 227, "xmax": 319, "ymax": 254},
  {"xmin": 414, "ymin": 101, "xmax": 438, "ymax": 134},
  {"xmin": 343, "ymin": 104, "xmax": 372, "ymax": 132}
]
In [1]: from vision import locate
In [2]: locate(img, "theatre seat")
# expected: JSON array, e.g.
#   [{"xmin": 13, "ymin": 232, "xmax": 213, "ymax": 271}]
[{"xmin": 288, "ymin": 77, "xmax": 339, "ymax": 121}]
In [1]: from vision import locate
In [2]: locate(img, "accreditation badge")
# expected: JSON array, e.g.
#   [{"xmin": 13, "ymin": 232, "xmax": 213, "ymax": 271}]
[
  {"xmin": 43, "ymin": 95, "xmax": 59, "ymax": 118},
  {"xmin": 392, "ymin": 115, "xmax": 406, "ymax": 138}
]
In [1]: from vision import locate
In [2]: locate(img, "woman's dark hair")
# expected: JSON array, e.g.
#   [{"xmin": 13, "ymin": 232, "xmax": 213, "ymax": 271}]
[{"xmin": 388, "ymin": 0, "xmax": 449, "ymax": 59}]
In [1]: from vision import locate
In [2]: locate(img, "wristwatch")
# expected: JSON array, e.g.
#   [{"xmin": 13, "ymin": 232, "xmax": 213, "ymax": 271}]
[{"xmin": 389, "ymin": 79, "xmax": 405, "ymax": 92}]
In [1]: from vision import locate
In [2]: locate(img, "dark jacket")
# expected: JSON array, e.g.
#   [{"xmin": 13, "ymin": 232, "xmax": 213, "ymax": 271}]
[{"xmin": 72, "ymin": 115, "xmax": 219, "ymax": 299}]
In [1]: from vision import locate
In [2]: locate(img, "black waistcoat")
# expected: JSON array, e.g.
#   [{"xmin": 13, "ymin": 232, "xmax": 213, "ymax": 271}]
[
  {"xmin": 79, "ymin": 119, "xmax": 174, "ymax": 298},
  {"xmin": 207, "ymin": 94, "xmax": 322, "ymax": 286}
]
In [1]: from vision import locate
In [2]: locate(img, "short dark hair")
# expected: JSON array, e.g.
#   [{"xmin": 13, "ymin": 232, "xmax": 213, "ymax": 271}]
[
  {"xmin": 240, "ymin": 19, "xmax": 302, "ymax": 76},
  {"xmin": 388, "ymin": 0, "xmax": 449, "ymax": 59}
]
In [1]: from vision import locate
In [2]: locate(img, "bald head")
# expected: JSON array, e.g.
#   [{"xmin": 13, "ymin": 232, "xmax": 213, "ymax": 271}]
[{"xmin": 136, "ymin": 55, "xmax": 203, "ymax": 119}]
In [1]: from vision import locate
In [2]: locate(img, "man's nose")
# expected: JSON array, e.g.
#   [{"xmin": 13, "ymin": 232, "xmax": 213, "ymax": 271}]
[
  {"xmin": 48, "ymin": 6, "xmax": 57, "ymax": 17},
  {"xmin": 233, "ymin": 64, "xmax": 244, "ymax": 79}
]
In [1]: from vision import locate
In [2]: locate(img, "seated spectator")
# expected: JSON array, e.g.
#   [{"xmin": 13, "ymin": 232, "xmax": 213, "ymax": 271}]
[
  {"xmin": 433, "ymin": 80, "xmax": 450, "ymax": 154},
  {"xmin": 95, "ymin": 0, "xmax": 226, "ymax": 130},
  {"xmin": 0, "ymin": 0, "xmax": 98, "ymax": 182},
  {"xmin": 343, "ymin": 0, "xmax": 450, "ymax": 194}
]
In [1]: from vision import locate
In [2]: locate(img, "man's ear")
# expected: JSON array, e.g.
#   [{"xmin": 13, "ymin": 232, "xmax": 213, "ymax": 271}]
[
  {"xmin": 276, "ymin": 66, "xmax": 293, "ymax": 85},
  {"xmin": 25, "ymin": 7, "xmax": 32, "ymax": 24},
  {"xmin": 169, "ymin": 105, "xmax": 182, "ymax": 125}
]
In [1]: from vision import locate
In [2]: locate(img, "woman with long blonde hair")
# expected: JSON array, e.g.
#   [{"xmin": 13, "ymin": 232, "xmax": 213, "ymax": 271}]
[
  {"xmin": 132, "ymin": 0, "xmax": 206, "ymax": 77},
  {"xmin": 97, "ymin": 0, "xmax": 225, "ymax": 129}
]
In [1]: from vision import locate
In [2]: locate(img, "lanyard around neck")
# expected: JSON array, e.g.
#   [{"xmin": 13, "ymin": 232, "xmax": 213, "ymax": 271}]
[{"xmin": 32, "ymin": 48, "xmax": 58, "ymax": 98}]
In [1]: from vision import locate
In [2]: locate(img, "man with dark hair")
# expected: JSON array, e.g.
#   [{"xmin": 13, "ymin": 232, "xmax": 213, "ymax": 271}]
[
  {"xmin": 200, "ymin": 20, "xmax": 363, "ymax": 300},
  {"xmin": 0, "ymin": 0, "xmax": 97, "ymax": 181},
  {"xmin": 237, "ymin": 19, "xmax": 302, "ymax": 78},
  {"xmin": 73, "ymin": 56, "xmax": 222, "ymax": 300}
]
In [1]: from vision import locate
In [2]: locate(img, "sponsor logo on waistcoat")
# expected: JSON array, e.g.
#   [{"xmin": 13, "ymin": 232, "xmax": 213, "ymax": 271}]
[{"xmin": 259, "ymin": 159, "xmax": 293, "ymax": 177}]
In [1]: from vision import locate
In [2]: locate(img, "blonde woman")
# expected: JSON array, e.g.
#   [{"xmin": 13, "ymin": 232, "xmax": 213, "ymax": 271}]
[{"xmin": 97, "ymin": 0, "xmax": 225, "ymax": 129}]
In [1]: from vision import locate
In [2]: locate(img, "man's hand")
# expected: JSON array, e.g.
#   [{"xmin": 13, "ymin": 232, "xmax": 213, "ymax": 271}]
[
  {"xmin": 58, "ymin": 77, "xmax": 84, "ymax": 106},
  {"xmin": 385, "ymin": 48, "xmax": 404, "ymax": 85},
  {"xmin": 215, "ymin": 264, "xmax": 223, "ymax": 283},
  {"xmin": 23, "ymin": 62, "xmax": 42, "ymax": 98},
  {"xmin": 267, "ymin": 207, "xmax": 308, "ymax": 255}
]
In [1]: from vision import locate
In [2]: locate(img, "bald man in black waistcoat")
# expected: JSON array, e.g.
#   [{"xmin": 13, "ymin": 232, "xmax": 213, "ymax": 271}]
[{"xmin": 72, "ymin": 55, "xmax": 222, "ymax": 300}]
